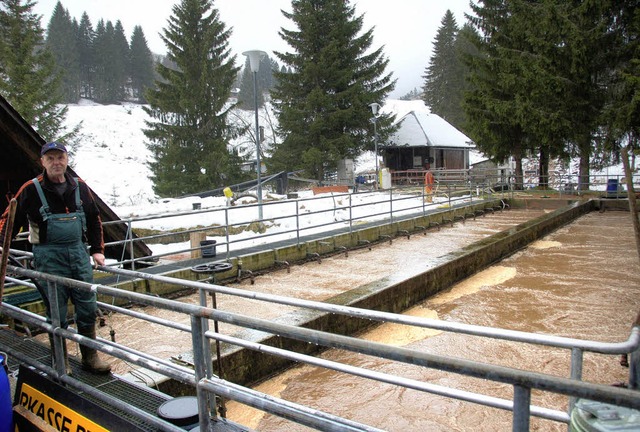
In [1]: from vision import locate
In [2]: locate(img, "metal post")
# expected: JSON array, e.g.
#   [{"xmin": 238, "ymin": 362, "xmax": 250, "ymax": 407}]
[
  {"xmin": 224, "ymin": 207, "xmax": 230, "ymax": 261},
  {"xmin": 127, "ymin": 220, "xmax": 135, "ymax": 271},
  {"xmin": 369, "ymin": 103, "xmax": 381, "ymax": 190},
  {"xmin": 191, "ymin": 315, "xmax": 215, "ymax": 429},
  {"xmin": 295, "ymin": 202, "xmax": 300, "ymax": 246},
  {"xmin": 244, "ymin": 50, "xmax": 266, "ymax": 221},
  {"xmin": 512, "ymin": 385, "xmax": 531, "ymax": 431},
  {"xmin": 569, "ymin": 347, "xmax": 583, "ymax": 416},
  {"xmin": 373, "ymin": 118, "xmax": 378, "ymax": 190},
  {"xmin": 47, "ymin": 281, "xmax": 66, "ymax": 375},
  {"xmin": 252, "ymin": 70, "xmax": 263, "ymax": 221},
  {"xmin": 198, "ymin": 289, "xmax": 213, "ymax": 382},
  {"xmin": 630, "ymin": 346, "xmax": 640, "ymax": 390},
  {"xmin": 348, "ymin": 193, "xmax": 353, "ymax": 235}
]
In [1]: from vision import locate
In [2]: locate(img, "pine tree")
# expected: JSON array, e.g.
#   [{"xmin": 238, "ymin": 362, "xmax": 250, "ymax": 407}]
[
  {"xmin": 112, "ymin": 20, "xmax": 130, "ymax": 100},
  {"xmin": 143, "ymin": 0, "xmax": 243, "ymax": 197},
  {"xmin": 129, "ymin": 25, "xmax": 155, "ymax": 103},
  {"xmin": 45, "ymin": 1, "xmax": 79, "ymax": 102},
  {"xmin": 557, "ymin": 0, "xmax": 620, "ymax": 189},
  {"xmin": 464, "ymin": 0, "xmax": 577, "ymax": 188},
  {"xmin": 422, "ymin": 10, "xmax": 465, "ymax": 129},
  {"xmin": 76, "ymin": 12, "xmax": 94, "ymax": 99},
  {"xmin": 93, "ymin": 20, "xmax": 127, "ymax": 103},
  {"xmin": 271, "ymin": 0, "xmax": 395, "ymax": 181},
  {"xmin": 92, "ymin": 19, "xmax": 108, "ymax": 102},
  {"xmin": 0, "ymin": 0, "xmax": 69, "ymax": 142}
]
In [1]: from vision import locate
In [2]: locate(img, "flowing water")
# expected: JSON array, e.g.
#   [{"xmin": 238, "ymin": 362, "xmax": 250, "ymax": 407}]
[
  {"xmin": 222, "ymin": 210, "xmax": 640, "ymax": 431},
  {"xmin": 91, "ymin": 208, "xmax": 639, "ymax": 431}
]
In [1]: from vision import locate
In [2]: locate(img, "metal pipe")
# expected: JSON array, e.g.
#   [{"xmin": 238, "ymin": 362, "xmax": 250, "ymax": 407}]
[
  {"xmin": 4, "ymin": 264, "xmax": 640, "ymax": 431},
  {"xmin": 198, "ymin": 377, "xmax": 384, "ymax": 432},
  {"xmin": 18, "ymin": 263, "xmax": 637, "ymax": 357},
  {"xmin": 205, "ymin": 331, "xmax": 569, "ymax": 423}
]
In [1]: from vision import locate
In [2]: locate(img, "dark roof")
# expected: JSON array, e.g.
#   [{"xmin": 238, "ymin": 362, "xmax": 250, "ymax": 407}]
[{"xmin": 0, "ymin": 93, "xmax": 153, "ymax": 263}]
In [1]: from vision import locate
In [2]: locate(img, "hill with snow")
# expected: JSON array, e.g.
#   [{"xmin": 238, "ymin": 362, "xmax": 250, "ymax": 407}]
[
  {"xmin": 65, "ymin": 99, "xmax": 378, "ymax": 214},
  {"xmin": 63, "ymin": 99, "xmax": 627, "ymax": 222}
]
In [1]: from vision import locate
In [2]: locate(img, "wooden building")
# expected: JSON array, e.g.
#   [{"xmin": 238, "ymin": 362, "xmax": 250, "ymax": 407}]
[{"xmin": 380, "ymin": 101, "xmax": 474, "ymax": 176}]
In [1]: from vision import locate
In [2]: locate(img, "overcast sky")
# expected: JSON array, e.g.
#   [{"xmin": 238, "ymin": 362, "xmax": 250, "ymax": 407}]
[{"xmin": 32, "ymin": 0, "xmax": 472, "ymax": 98}]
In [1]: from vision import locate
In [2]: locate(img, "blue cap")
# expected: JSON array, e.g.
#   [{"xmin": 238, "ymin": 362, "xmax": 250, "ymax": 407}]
[{"xmin": 41, "ymin": 142, "xmax": 68, "ymax": 156}]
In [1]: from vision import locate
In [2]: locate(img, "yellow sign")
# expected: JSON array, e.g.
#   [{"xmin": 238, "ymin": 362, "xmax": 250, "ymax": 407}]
[{"xmin": 17, "ymin": 383, "xmax": 108, "ymax": 432}]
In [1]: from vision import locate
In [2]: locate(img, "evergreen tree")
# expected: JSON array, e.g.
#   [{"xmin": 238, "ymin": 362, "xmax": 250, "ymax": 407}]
[
  {"xmin": 129, "ymin": 25, "xmax": 155, "ymax": 103},
  {"xmin": 602, "ymin": 0, "xmax": 639, "ymax": 143},
  {"xmin": 93, "ymin": 20, "xmax": 127, "ymax": 103},
  {"xmin": 422, "ymin": 10, "xmax": 465, "ymax": 129},
  {"xmin": 463, "ymin": 0, "xmax": 529, "ymax": 188},
  {"xmin": 143, "ymin": 0, "xmax": 243, "ymax": 197},
  {"xmin": 464, "ymin": 0, "xmax": 576, "ymax": 188},
  {"xmin": 271, "ymin": 0, "xmax": 395, "ymax": 182},
  {"xmin": 45, "ymin": 1, "xmax": 79, "ymax": 102},
  {"xmin": 600, "ymin": 0, "xmax": 640, "ymax": 258},
  {"xmin": 76, "ymin": 12, "xmax": 94, "ymax": 99},
  {"xmin": 399, "ymin": 88, "xmax": 422, "ymax": 101},
  {"xmin": 0, "ymin": 0, "xmax": 69, "ymax": 142},
  {"xmin": 92, "ymin": 19, "xmax": 108, "ymax": 102},
  {"xmin": 558, "ymin": 0, "xmax": 622, "ymax": 189},
  {"xmin": 112, "ymin": 20, "xmax": 130, "ymax": 100}
]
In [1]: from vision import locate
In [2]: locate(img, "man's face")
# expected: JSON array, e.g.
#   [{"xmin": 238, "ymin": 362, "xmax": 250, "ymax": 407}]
[{"xmin": 41, "ymin": 150, "xmax": 68, "ymax": 179}]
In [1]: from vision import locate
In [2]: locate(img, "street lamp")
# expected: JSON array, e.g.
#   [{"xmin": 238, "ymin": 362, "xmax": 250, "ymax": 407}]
[
  {"xmin": 369, "ymin": 102, "xmax": 381, "ymax": 190},
  {"xmin": 243, "ymin": 50, "xmax": 267, "ymax": 220}
]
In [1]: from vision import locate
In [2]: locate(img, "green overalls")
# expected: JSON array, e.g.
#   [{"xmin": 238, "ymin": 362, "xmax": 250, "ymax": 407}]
[{"xmin": 31, "ymin": 178, "xmax": 97, "ymax": 329}]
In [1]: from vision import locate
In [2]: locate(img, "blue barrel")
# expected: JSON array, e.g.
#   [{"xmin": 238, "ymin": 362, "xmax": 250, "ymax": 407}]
[
  {"xmin": 606, "ymin": 179, "xmax": 619, "ymax": 194},
  {"xmin": 0, "ymin": 353, "xmax": 12, "ymax": 432}
]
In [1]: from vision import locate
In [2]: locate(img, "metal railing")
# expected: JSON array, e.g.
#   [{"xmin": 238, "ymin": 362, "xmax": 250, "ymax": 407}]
[
  {"xmin": 101, "ymin": 181, "xmax": 503, "ymax": 269},
  {"xmin": 1, "ymin": 262, "xmax": 639, "ymax": 431},
  {"xmin": 95, "ymin": 170, "xmax": 640, "ymax": 270}
]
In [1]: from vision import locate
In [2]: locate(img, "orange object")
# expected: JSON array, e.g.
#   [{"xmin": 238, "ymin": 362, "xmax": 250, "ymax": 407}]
[{"xmin": 424, "ymin": 171, "xmax": 434, "ymax": 194}]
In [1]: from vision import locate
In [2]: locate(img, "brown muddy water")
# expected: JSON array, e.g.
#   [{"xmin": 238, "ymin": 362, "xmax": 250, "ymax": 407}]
[
  {"xmin": 68, "ymin": 209, "xmax": 639, "ymax": 431},
  {"xmin": 96, "ymin": 209, "xmax": 546, "ymax": 369},
  {"xmin": 222, "ymin": 210, "xmax": 640, "ymax": 432}
]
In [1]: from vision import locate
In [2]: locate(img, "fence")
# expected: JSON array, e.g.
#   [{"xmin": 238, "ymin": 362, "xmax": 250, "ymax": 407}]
[
  {"xmin": 1, "ymin": 262, "xmax": 639, "ymax": 431},
  {"xmin": 97, "ymin": 169, "xmax": 639, "ymax": 270},
  {"xmin": 101, "ymin": 180, "xmax": 505, "ymax": 269}
]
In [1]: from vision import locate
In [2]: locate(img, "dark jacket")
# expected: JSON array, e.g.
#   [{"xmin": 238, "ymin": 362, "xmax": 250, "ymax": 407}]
[{"xmin": 0, "ymin": 171, "xmax": 104, "ymax": 255}]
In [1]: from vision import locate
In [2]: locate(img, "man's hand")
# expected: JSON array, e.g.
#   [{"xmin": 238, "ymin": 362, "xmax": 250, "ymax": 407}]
[{"xmin": 92, "ymin": 253, "xmax": 106, "ymax": 267}]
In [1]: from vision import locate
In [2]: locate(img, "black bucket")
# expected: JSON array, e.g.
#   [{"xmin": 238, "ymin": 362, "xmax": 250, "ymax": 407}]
[{"xmin": 200, "ymin": 240, "xmax": 217, "ymax": 258}]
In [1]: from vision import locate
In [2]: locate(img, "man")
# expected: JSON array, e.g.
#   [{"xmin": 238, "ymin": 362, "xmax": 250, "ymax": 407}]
[{"xmin": 0, "ymin": 142, "xmax": 111, "ymax": 374}]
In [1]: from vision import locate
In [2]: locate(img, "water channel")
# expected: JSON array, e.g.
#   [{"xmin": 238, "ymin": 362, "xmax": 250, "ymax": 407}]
[{"xmin": 82, "ymin": 208, "xmax": 639, "ymax": 431}]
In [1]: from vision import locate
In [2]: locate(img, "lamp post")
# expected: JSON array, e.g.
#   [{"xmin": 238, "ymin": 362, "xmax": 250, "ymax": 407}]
[
  {"xmin": 243, "ymin": 50, "xmax": 267, "ymax": 220},
  {"xmin": 369, "ymin": 102, "xmax": 381, "ymax": 190}
]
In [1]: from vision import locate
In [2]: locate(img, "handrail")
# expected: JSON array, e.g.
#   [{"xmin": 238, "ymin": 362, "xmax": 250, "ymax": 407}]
[
  {"xmin": 2, "ymin": 263, "xmax": 639, "ymax": 431},
  {"xmin": 101, "ymin": 181, "xmax": 500, "ymax": 268},
  {"xmin": 98, "ymin": 172, "xmax": 640, "ymax": 270}
]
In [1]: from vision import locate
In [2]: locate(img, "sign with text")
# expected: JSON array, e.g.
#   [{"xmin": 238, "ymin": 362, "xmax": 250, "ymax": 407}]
[{"xmin": 14, "ymin": 366, "xmax": 147, "ymax": 432}]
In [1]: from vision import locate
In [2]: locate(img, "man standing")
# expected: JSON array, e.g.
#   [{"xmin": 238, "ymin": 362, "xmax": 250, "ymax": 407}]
[{"xmin": 0, "ymin": 142, "xmax": 111, "ymax": 374}]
